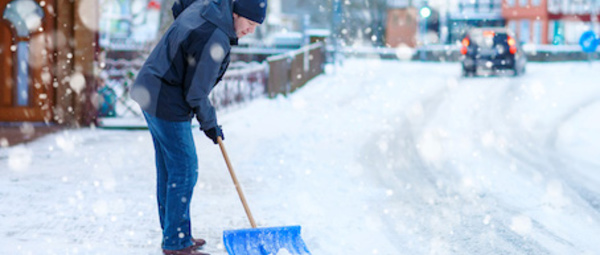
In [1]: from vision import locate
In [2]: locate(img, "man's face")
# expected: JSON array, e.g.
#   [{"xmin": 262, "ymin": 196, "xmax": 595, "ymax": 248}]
[{"xmin": 233, "ymin": 13, "xmax": 260, "ymax": 38}]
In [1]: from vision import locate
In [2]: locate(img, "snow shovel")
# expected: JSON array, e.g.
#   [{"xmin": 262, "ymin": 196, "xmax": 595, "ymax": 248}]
[{"xmin": 217, "ymin": 137, "xmax": 310, "ymax": 255}]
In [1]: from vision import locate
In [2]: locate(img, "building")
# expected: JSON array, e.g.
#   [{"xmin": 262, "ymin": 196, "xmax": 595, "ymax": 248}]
[
  {"xmin": 502, "ymin": 0, "xmax": 600, "ymax": 44},
  {"xmin": 1, "ymin": 0, "xmax": 98, "ymax": 125},
  {"xmin": 386, "ymin": 4, "xmax": 419, "ymax": 47},
  {"xmin": 447, "ymin": 0, "xmax": 505, "ymax": 44},
  {"xmin": 100, "ymin": 0, "xmax": 162, "ymax": 50},
  {"xmin": 386, "ymin": 0, "xmax": 505, "ymax": 47},
  {"xmin": 386, "ymin": 0, "xmax": 434, "ymax": 48}
]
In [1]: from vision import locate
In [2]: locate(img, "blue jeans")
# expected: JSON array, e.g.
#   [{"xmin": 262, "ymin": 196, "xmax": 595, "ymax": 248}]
[{"xmin": 143, "ymin": 111, "xmax": 198, "ymax": 250}]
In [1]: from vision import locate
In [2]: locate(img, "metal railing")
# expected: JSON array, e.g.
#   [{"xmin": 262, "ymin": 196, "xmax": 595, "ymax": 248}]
[
  {"xmin": 96, "ymin": 42, "xmax": 326, "ymax": 128},
  {"xmin": 210, "ymin": 62, "xmax": 268, "ymax": 110}
]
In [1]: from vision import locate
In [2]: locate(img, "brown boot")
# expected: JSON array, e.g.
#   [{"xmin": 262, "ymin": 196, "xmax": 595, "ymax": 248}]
[
  {"xmin": 191, "ymin": 238, "xmax": 206, "ymax": 249},
  {"xmin": 162, "ymin": 245, "xmax": 209, "ymax": 255}
]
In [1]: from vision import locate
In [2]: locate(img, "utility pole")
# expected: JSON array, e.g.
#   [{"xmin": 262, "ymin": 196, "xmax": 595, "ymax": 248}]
[
  {"xmin": 592, "ymin": 0, "xmax": 598, "ymax": 32},
  {"xmin": 419, "ymin": 1, "xmax": 431, "ymax": 61},
  {"xmin": 331, "ymin": 0, "xmax": 343, "ymax": 68}
]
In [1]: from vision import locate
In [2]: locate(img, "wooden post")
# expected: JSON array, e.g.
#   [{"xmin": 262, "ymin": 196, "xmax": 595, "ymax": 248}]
[
  {"xmin": 54, "ymin": 0, "xmax": 75, "ymax": 125},
  {"xmin": 73, "ymin": 0, "xmax": 99, "ymax": 126}
]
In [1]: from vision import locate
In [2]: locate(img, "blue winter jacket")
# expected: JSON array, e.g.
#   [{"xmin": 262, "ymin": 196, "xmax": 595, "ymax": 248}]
[{"xmin": 131, "ymin": 0, "xmax": 237, "ymax": 131}]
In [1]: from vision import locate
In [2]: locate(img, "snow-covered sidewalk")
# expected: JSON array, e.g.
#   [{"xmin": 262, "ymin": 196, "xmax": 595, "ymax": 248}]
[{"xmin": 2, "ymin": 60, "xmax": 600, "ymax": 255}]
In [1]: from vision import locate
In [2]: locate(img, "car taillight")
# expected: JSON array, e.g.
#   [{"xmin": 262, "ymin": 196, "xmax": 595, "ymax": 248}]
[
  {"xmin": 462, "ymin": 38, "xmax": 470, "ymax": 47},
  {"xmin": 461, "ymin": 38, "xmax": 469, "ymax": 54},
  {"xmin": 508, "ymin": 36, "xmax": 517, "ymax": 54}
]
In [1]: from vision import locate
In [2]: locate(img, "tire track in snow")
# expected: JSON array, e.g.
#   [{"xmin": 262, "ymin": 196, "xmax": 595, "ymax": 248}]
[{"xmin": 359, "ymin": 76, "xmax": 553, "ymax": 254}]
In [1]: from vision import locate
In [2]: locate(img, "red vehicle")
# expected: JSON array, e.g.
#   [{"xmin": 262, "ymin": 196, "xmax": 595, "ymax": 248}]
[{"xmin": 460, "ymin": 27, "xmax": 527, "ymax": 77}]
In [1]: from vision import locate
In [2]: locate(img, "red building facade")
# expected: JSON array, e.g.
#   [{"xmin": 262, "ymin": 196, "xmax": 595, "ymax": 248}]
[{"xmin": 502, "ymin": 0, "xmax": 600, "ymax": 44}]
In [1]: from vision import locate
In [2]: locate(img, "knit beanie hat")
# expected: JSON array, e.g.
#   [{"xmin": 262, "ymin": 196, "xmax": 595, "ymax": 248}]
[{"xmin": 233, "ymin": 0, "xmax": 267, "ymax": 24}]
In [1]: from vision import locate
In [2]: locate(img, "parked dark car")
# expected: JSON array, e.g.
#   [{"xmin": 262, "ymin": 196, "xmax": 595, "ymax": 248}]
[{"xmin": 460, "ymin": 27, "xmax": 527, "ymax": 77}]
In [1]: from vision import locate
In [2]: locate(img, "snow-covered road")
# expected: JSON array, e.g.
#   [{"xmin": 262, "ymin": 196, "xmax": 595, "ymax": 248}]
[{"xmin": 1, "ymin": 60, "xmax": 600, "ymax": 255}]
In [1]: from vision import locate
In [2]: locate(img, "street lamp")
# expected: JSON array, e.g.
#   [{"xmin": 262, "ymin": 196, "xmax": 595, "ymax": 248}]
[{"xmin": 420, "ymin": 6, "xmax": 431, "ymax": 19}]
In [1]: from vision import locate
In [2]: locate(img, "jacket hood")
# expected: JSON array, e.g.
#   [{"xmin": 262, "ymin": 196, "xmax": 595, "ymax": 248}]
[{"xmin": 172, "ymin": 0, "xmax": 237, "ymax": 42}]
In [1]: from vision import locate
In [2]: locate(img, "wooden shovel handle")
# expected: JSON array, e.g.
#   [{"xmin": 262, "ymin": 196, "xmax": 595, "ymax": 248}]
[{"xmin": 217, "ymin": 137, "xmax": 257, "ymax": 228}]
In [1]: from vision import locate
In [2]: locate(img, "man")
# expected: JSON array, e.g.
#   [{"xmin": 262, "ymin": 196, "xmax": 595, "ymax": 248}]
[{"xmin": 131, "ymin": 0, "xmax": 267, "ymax": 254}]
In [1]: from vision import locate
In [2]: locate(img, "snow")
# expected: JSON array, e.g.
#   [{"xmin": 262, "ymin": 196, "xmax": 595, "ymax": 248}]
[
  {"xmin": 69, "ymin": 72, "xmax": 87, "ymax": 94},
  {"xmin": 305, "ymin": 29, "xmax": 330, "ymax": 37},
  {"xmin": 2, "ymin": 60, "xmax": 600, "ymax": 254}
]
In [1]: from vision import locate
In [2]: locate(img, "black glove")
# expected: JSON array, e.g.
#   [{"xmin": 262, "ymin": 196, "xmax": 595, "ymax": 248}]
[{"xmin": 203, "ymin": 125, "xmax": 224, "ymax": 144}]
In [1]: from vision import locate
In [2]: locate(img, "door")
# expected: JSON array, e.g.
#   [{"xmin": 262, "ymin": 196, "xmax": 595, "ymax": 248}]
[{"xmin": 0, "ymin": 0, "xmax": 53, "ymax": 122}]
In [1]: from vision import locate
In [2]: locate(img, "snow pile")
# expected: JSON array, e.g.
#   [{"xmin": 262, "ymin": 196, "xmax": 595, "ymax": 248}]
[{"xmin": 1, "ymin": 60, "xmax": 600, "ymax": 254}]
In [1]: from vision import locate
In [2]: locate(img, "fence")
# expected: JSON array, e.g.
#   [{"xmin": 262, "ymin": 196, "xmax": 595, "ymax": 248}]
[
  {"xmin": 209, "ymin": 62, "xmax": 268, "ymax": 111},
  {"xmin": 266, "ymin": 42, "xmax": 326, "ymax": 97},
  {"xmin": 96, "ymin": 42, "xmax": 326, "ymax": 128},
  {"xmin": 98, "ymin": 57, "xmax": 144, "ymax": 119}
]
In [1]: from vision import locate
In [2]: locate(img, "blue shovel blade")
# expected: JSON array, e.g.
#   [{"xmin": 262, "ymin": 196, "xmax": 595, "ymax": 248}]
[{"xmin": 223, "ymin": 225, "xmax": 310, "ymax": 255}]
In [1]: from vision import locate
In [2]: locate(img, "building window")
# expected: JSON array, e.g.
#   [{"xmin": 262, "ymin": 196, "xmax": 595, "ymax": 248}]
[
  {"xmin": 564, "ymin": 20, "xmax": 591, "ymax": 44},
  {"xmin": 547, "ymin": 0, "xmax": 560, "ymax": 13},
  {"xmin": 520, "ymin": 19, "xmax": 530, "ymax": 43},
  {"xmin": 508, "ymin": 20, "xmax": 517, "ymax": 35},
  {"xmin": 507, "ymin": 0, "xmax": 515, "ymax": 7},
  {"xmin": 547, "ymin": 20, "xmax": 555, "ymax": 44},
  {"xmin": 2, "ymin": 0, "xmax": 45, "ymax": 106},
  {"xmin": 532, "ymin": 0, "xmax": 540, "ymax": 6},
  {"xmin": 533, "ymin": 20, "xmax": 541, "ymax": 44},
  {"xmin": 519, "ymin": 0, "xmax": 528, "ymax": 7}
]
